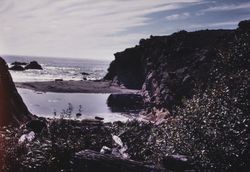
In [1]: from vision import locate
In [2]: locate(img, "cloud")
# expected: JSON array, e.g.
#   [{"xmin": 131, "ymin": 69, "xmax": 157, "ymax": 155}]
[
  {"xmin": 201, "ymin": 2, "xmax": 250, "ymax": 13},
  {"xmin": 166, "ymin": 12, "xmax": 190, "ymax": 21},
  {"xmin": 0, "ymin": 0, "xmax": 202, "ymax": 60}
]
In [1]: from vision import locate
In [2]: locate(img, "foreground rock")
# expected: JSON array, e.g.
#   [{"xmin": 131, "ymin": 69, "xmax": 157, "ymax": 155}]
[
  {"xmin": 107, "ymin": 93, "xmax": 143, "ymax": 108},
  {"xmin": 25, "ymin": 61, "xmax": 43, "ymax": 70},
  {"xmin": 0, "ymin": 57, "xmax": 33, "ymax": 126}
]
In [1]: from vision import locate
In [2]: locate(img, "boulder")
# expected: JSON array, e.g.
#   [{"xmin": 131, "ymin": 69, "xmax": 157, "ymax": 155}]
[
  {"xmin": 25, "ymin": 61, "xmax": 43, "ymax": 70},
  {"xmin": 107, "ymin": 94, "xmax": 143, "ymax": 108},
  {"xmin": 9, "ymin": 64, "xmax": 25, "ymax": 71},
  {"xmin": 0, "ymin": 57, "xmax": 33, "ymax": 126}
]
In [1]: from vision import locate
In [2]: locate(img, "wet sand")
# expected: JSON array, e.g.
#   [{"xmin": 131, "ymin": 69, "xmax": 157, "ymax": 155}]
[{"xmin": 15, "ymin": 80, "xmax": 139, "ymax": 93}]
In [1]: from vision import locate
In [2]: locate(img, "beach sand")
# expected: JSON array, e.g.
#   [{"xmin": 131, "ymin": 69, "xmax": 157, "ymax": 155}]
[{"xmin": 15, "ymin": 80, "xmax": 139, "ymax": 93}]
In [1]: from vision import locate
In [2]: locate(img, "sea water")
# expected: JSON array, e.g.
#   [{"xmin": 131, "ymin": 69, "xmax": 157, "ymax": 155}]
[{"xmin": 2, "ymin": 55, "xmax": 110, "ymax": 82}]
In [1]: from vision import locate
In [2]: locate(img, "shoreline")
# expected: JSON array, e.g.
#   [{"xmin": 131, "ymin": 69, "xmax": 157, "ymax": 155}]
[{"xmin": 15, "ymin": 80, "xmax": 140, "ymax": 94}]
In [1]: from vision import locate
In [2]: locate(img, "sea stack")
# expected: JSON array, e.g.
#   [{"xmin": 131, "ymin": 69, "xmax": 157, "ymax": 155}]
[{"xmin": 0, "ymin": 57, "xmax": 33, "ymax": 126}]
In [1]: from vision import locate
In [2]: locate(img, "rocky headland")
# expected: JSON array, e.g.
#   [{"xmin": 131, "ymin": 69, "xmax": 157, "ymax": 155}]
[{"xmin": 105, "ymin": 20, "xmax": 250, "ymax": 116}]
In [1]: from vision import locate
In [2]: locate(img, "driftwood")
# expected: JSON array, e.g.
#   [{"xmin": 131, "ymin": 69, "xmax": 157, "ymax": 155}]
[{"xmin": 74, "ymin": 150, "xmax": 166, "ymax": 172}]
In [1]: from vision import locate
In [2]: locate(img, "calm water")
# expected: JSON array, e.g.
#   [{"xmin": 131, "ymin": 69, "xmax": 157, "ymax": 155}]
[
  {"xmin": 2, "ymin": 55, "xmax": 110, "ymax": 82},
  {"xmin": 18, "ymin": 88, "xmax": 130, "ymax": 122}
]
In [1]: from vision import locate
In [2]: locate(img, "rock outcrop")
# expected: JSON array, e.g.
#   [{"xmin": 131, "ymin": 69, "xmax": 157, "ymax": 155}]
[
  {"xmin": 0, "ymin": 57, "xmax": 33, "ymax": 126},
  {"xmin": 107, "ymin": 94, "xmax": 143, "ymax": 108},
  {"xmin": 25, "ymin": 61, "xmax": 43, "ymax": 70},
  {"xmin": 104, "ymin": 49, "xmax": 146, "ymax": 89}
]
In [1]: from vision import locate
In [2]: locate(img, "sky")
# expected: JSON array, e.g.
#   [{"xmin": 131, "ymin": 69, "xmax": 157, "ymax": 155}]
[{"xmin": 1, "ymin": 0, "xmax": 250, "ymax": 60}]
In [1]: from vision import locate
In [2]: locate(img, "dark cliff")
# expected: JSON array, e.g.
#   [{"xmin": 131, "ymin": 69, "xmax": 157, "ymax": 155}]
[
  {"xmin": 0, "ymin": 57, "xmax": 33, "ymax": 126},
  {"xmin": 105, "ymin": 20, "xmax": 250, "ymax": 111}
]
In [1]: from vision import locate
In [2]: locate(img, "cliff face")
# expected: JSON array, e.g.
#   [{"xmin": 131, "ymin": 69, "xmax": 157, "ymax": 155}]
[
  {"xmin": 105, "ymin": 20, "xmax": 250, "ymax": 112},
  {"xmin": 0, "ymin": 57, "xmax": 32, "ymax": 126},
  {"xmin": 104, "ymin": 48, "xmax": 146, "ymax": 89}
]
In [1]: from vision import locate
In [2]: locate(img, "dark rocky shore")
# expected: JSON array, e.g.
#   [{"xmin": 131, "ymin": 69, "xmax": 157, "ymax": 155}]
[{"xmin": 0, "ymin": 19, "xmax": 250, "ymax": 172}]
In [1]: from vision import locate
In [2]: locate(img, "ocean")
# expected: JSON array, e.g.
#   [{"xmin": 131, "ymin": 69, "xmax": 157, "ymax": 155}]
[{"xmin": 2, "ymin": 55, "xmax": 110, "ymax": 82}]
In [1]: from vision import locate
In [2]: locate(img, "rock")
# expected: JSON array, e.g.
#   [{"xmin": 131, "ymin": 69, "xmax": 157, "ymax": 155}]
[
  {"xmin": 107, "ymin": 94, "xmax": 143, "ymax": 108},
  {"xmin": 100, "ymin": 146, "xmax": 112, "ymax": 154},
  {"xmin": 95, "ymin": 116, "xmax": 104, "ymax": 121},
  {"xmin": 111, "ymin": 135, "xmax": 130, "ymax": 159},
  {"xmin": 81, "ymin": 72, "xmax": 90, "ymax": 75},
  {"xmin": 112, "ymin": 135, "xmax": 123, "ymax": 147},
  {"xmin": 25, "ymin": 61, "xmax": 43, "ymax": 70},
  {"xmin": 104, "ymin": 48, "xmax": 146, "ymax": 89},
  {"xmin": 9, "ymin": 64, "xmax": 25, "ymax": 71},
  {"xmin": 55, "ymin": 79, "xmax": 63, "ymax": 82},
  {"xmin": 18, "ymin": 131, "xmax": 35, "ymax": 144},
  {"xmin": 0, "ymin": 57, "xmax": 33, "ymax": 126},
  {"xmin": 11, "ymin": 61, "xmax": 28, "ymax": 66},
  {"xmin": 76, "ymin": 113, "xmax": 82, "ymax": 117}
]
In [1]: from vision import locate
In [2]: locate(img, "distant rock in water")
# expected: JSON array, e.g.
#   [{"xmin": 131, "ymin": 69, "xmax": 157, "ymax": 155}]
[
  {"xmin": 25, "ymin": 61, "xmax": 43, "ymax": 70},
  {"xmin": 0, "ymin": 57, "xmax": 33, "ymax": 126},
  {"xmin": 9, "ymin": 64, "xmax": 25, "ymax": 71},
  {"xmin": 81, "ymin": 72, "xmax": 90, "ymax": 75}
]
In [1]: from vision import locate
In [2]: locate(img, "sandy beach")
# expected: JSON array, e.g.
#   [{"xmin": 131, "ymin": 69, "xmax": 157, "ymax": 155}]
[{"xmin": 15, "ymin": 80, "xmax": 139, "ymax": 93}]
